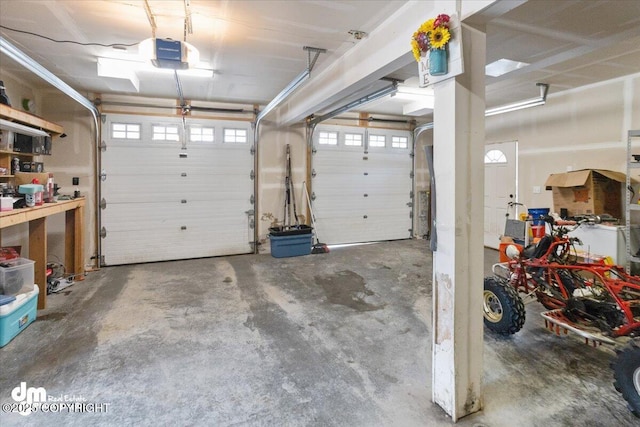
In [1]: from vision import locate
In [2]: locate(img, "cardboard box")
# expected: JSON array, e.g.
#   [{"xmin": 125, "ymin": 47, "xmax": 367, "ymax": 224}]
[
  {"xmin": 14, "ymin": 171, "xmax": 49, "ymax": 186},
  {"xmin": 545, "ymin": 169, "xmax": 625, "ymax": 219}
]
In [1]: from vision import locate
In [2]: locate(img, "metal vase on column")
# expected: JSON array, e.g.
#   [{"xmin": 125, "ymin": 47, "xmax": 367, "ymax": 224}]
[{"xmin": 429, "ymin": 48, "xmax": 448, "ymax": 76}]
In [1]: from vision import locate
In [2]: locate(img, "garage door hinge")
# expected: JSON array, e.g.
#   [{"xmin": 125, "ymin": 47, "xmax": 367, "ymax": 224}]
[
  {"xmin": 250, "ymin": 170, "xmax": 255, "ymax": 180},
  {"xmin": 406, "ymin": 202, "xmax": 413, "ymax": 207},
  {"xmin": 100, "ymin": 227, "xmax": 107, "ymax": 238},
  {"xmin": 311, "ymin": 169, "xmax": 317, "ymax": 178},
  {"xmin": 100, "ymin": 169, "xmax": 107, "ymax": 181},
  {"xmin": 409, "ymin": 171, "xmax": 414, "ymax": 179},
  {"xmin": 100, "ymin": 198, "xmax": 107, "ymax": 209},
  {"xmin": 250, "ymin": 145, "xmax": 255, "ymax": 155},
  {"xmin": 312, "ymin": 146, "xmax": 317, "ymax": 154},
  {"xmin": 409, "ymin": 151, "xmax": 414, "ymax": 158},
  {"xmin": 311, "ymin": 192, "xmax": 316, "ymax": 201},
  {"xmin": 249, "ymin": 219, "xmax": 255, "ymax": 229},
  {"xmin": 409, "ymin": 211, "xmax": 413, "ymax": 219},
  {"xmin": 408, "ymin": 228, "xmax": 413, "ymax": 234},
  {"xmin": 410, "ymin": 191, "xmax": 414, "ymax": 198},
  {"xmin": 100, "ymin": 255, "xmax": 106, "ymax": 266},
  {"xmin": 100, "ymin": 141, "xmax": 107, "ymax": 152},
  {"xmin": 250, "ymin": 195, "xmax": 255, "ymax": 204}
]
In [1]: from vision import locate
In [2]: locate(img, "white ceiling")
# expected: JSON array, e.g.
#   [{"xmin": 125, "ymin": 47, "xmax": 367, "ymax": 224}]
[{"xmin": 1, "ymin": 0, "xmax": 639, "ymax": 119}]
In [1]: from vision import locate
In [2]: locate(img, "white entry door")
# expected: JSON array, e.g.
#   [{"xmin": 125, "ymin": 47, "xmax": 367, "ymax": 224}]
[
  {"xmin": 484, "ymin": 141, "xmax": 517, "ymax": 249},
  {"xmin": 312, "ymin": 125, "xmax": 413, "ymax": 245},
  {"xmin": 100, "ymin": 114, "xmax": 254, "ymax": 265}
]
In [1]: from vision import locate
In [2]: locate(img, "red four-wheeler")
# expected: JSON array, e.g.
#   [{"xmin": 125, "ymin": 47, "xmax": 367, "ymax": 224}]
[{"xmin": 483, "ymin": 216, "xmax": 640, "ymax": 416}]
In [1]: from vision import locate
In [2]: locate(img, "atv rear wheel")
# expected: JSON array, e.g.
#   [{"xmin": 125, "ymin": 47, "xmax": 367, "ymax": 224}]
[
  {"xmin": 483, "ymin": 277, "xmax": 525, "ymax": 335},
  {"xmin": 612, "ymin": 340, "xmax": 640, "ymax": 418}
]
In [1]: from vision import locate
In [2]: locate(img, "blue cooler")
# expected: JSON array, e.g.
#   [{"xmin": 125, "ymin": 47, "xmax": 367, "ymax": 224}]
[
  {"xmin": 0, "ymin": 284, "xmax": 38, "ymax": 347},
  {"xmin": 528, "ymin": 208, "xmax": 550, "ymax": 225}
]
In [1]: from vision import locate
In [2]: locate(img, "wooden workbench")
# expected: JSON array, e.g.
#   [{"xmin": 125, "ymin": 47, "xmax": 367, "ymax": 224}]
[{"xmin": 0, "ymin": 197, "xmax": 85, "ymax": 309}]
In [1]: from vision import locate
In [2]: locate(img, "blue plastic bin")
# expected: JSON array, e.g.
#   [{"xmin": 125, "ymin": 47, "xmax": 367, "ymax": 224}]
[
  {"xmin": 269, "ymin": 233, "xmax": 312, "ymax": 258},
  {"xmin": 528, "ymin": 208, "xmax": 550, "ymax": 226}
]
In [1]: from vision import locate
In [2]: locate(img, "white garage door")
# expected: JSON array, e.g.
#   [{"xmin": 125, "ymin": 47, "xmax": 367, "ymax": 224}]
[
  {"xmin": 312, "ymin": 125, "xmax": 413, "ymax": 245},
  {"xmin": 100, "ymin": 114, "xmax": 254, "ymax": 265}
]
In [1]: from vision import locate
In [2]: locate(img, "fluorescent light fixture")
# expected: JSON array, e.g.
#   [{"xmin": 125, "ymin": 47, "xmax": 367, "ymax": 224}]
[
  {"xmin": 391, "ymin": 85, "xmax": 435, "ymax": 115},
  {"xmin": 485, "ymin": 83, "xmax": 549, "ymax": 117},
  {"xmin": 0, "ymin": 118, "xmax": 50, "ymax": 137},
  {"xmin": 486, "ymin": 58, "xmax": 530, "ymax": 77},
  {"xmin": 485, "ymin": 99, "xmax": 545, "ymax": 116},
  {"xmin": 395, "ymin": 85, "xmax": 434, "ymax": 97}
]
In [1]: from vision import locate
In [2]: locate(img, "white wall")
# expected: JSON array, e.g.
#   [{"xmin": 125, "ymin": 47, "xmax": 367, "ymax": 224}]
[
  {"xmin": 40, "ymin": 90, "xmax": 96, "ymax": 268},
  {"xmin": 256, "ymin": 121, "xmax": 307, "ymax": 250},
  {"xmin": 486, "ymin": 73, "xmax": 640, "ymax": 215},
  {"xmin": 0, "ymin": 73, "xmax": 36, "ymax": 113}
]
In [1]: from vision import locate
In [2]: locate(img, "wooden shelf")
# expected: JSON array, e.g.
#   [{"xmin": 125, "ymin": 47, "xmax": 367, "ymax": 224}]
[
  {"xmin": 0, "ymin": 198, "xmax": 85, "ymax": 309},
  {"xmin": 0, "ymin": 106, "xmax": 62, "ymax": 186},
  {"xmin": 0, "ymin": 149, "xmax": 38, "ymax": 157},
  {"xmin": 0, "ymin": 104, "xmax": 64, "ymax": 135}
]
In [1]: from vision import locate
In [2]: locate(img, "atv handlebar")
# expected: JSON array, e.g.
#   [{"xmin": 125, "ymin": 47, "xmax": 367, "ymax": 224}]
[
  {"xmin": 535, "ymin": 214, "xmax": 597, "ymax": 244},
  {"xmin": 542, "ymin": 214, "xmax": 601, "ymax": 227}
]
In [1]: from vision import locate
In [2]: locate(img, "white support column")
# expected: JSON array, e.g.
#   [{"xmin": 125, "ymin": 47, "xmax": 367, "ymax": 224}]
[{"xmin": 431, "ymin": 24, "xmax": 486, "ymax": 421}]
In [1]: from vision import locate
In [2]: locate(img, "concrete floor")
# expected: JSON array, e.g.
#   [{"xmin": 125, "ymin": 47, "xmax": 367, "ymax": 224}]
[{"xmin": 0, "ymin": 240, "xmax": 637, "ymax": 426}]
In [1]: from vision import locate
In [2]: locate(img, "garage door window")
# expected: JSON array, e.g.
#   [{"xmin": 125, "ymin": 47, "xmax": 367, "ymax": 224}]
[
  {"xmin": 318, "ymin": 131, "xmax": 338, "ymax": 145},
  {"xmin": 391, "ymin": 136, "xmax": 408, "ymax": 149},
  {"xmin": 224, "ymin": 128, "xmax": 248, "ymax": 143},
  {"xmin": 369, "ymin": 134, "xmax": 386, "ymax": 147},
  {"xmin": 190, "ymin": 126, "xmax": 215, "ymax": 143},
  {"xmin": 153, "ymin": 125, "xmax": 180, "ymax": 141},
  {"xmin": 344, "ymin": 133, "xmax": 363, "ymax": 146},
  {"xmin": 111, "ymin": 123, "xmax": 141, "ymax": 140}
]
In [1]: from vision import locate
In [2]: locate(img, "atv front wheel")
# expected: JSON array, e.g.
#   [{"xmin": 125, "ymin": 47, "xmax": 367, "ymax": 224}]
[
  {"xmin": 483, "ymin": 277, "xmax": 525, "ymax": 335},
  {"xmin": 612, "ymin": 340, "xmax": 640, "ymax": 417}
]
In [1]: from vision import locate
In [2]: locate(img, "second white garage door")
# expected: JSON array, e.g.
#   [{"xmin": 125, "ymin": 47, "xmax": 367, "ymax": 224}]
[
  {"xmin": 312, "ymin": 125, "xmax": 413, "ymax": 245},
  {"xmin": 100, "ymin": 114, "xmax": 254, "ymax": 265}
]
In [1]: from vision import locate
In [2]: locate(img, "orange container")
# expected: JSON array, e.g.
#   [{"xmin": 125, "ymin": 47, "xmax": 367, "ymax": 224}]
[{"xmin": 499, "ymin": 242, "xmax": 523, "ymax": 262}]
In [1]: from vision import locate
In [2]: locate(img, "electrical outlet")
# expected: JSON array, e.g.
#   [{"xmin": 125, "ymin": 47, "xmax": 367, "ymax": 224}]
[{"xmin": 533, "ymin": 186, "xmax": 541, "ymax": 194}]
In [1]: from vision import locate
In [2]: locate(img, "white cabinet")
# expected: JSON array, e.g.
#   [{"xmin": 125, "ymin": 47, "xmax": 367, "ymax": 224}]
[{"xmin": 570, "ymin": 224, "xmax": 640, "ymax": 266}]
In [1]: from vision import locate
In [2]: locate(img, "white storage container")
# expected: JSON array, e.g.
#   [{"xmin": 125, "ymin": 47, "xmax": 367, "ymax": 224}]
[{"xmin": 0, "ymin": 258, "xmax": 35, "ymax": 296}]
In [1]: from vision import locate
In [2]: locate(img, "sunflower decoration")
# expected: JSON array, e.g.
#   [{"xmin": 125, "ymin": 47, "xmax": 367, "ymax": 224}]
[{"xmin": 411, "ymin": 13, "xmax": 452, "ymax": 62}]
